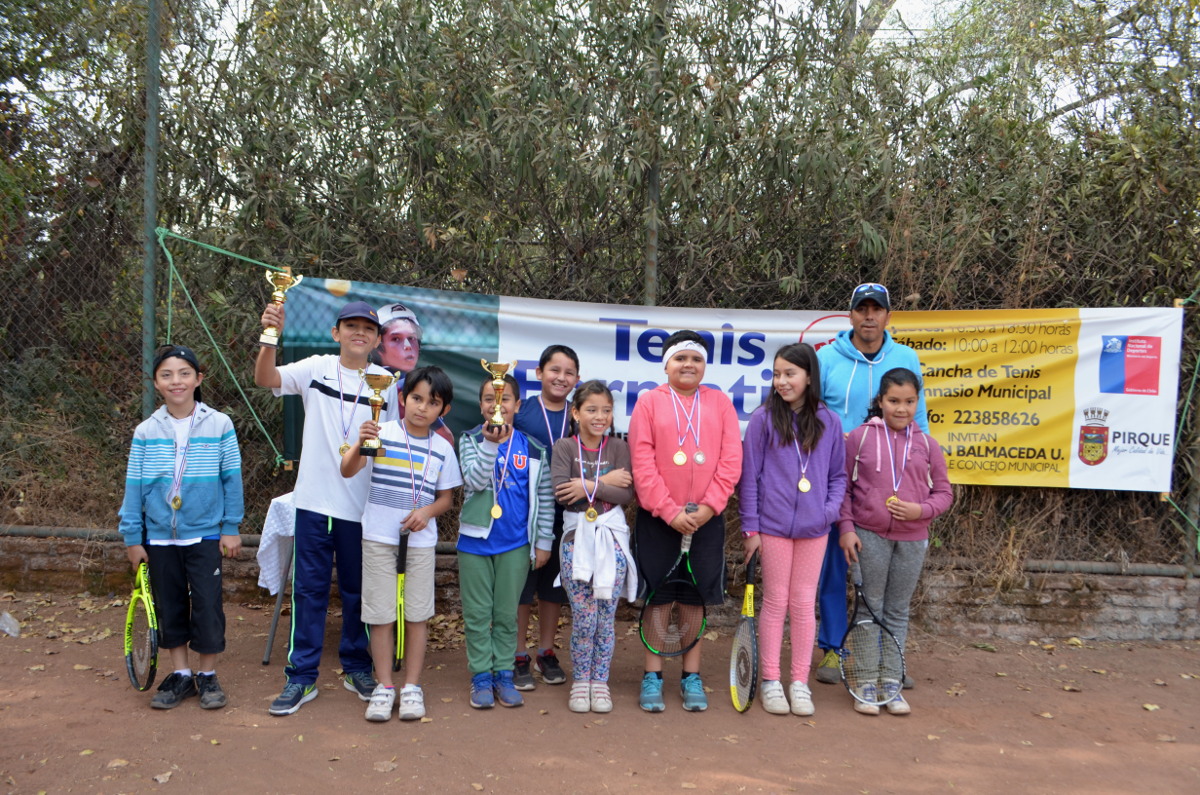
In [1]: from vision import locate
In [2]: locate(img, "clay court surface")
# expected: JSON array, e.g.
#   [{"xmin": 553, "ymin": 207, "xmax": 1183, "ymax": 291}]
[{"xmin": 1, "ymin": 591, "xmax": 1197, "ymax": 794}]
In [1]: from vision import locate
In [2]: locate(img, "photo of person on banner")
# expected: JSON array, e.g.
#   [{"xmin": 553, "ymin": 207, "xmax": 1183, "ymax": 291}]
[{"xmin": 374, "ymin": 301, "xmax": 453, "ymax": 445}]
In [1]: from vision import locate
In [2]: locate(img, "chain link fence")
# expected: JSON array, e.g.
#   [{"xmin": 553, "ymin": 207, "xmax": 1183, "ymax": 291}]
[{"xmin": 2, "ymin": 1, "xmax": 1198, "ymax": 575}]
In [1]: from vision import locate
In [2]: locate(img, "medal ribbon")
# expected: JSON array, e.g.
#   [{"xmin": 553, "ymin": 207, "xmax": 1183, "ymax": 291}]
[
  {"xmin": 577, "ymin": 435, "xmax": 606, "ymax": 510},
  {"xmin": 169, "ymin": 406, "xmax": 200, "ymax": 507},
  {"xmin": 792, "ymin": 437, "xmax": 811, "ymax": 483},
  {"xmin": 886, "ymin": 424, "xmax": 913, "ymax": 496},
  {"xmin": 401, "ymin": 425, "xmax": 433, "ymax": 512},
  {"xmin": 492, "ymin": 433, "xmax": 516, "ymax": 507},
  {"xmin": 668, "ymin": 387, "xmax": 702, "ymax": 452},
  {"xmin": 539, "ymin": 396, "xmax": 568, "ymax": 444},
  {"xmin": 338, "ymin": 365, "xmax": 367, "ymax": 449}
]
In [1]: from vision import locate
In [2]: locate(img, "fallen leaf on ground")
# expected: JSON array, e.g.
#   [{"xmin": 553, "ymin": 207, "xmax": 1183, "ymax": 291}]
[
  {"xmin": 1090, "ymin": 669, "xmax": 1107, "ymax": 675},
  {"xmin": 471, "ymin": 784, "xmax": 483, "ymax": 791},
  {"xmin": 1157, "ymin": 734, "xmax": 1176, "ymax": 743},
  {"xmin": 946, "ymin": 683, "xmax": 966, "ymax": 696},
  {"xmin": 703, "ymin": 631, "xmax": 718, "ymax": 641},
  {"xmin": 1142, "ymin": 704, "xmax": 1160, "ymax": 711},
  {"xmin": 972, "ymin": 642, "xmax": 996, "ymax": 652},
  {"xmin": 374, "ymin": 761, "xmax": 398, "ymax": 772},
  {"xmin": 1036, "ymin": 712, "xmax": 1054, "ymax": 719},
  {"xmin": 927, "ymin": 734, "xmax": 940, "ymax": 740},
  {"xmin": 995, "ymin": 672, "xmax": 1007, "ymax": 677},
  {"xmin": 106, "ymin": 759, "xmax": 128, "ymax": 768},
  {"xmin": 1153, "ymin": 679, "xmax": 1166, "ymax": 686},
  {"xmin": 154, "ymin": 772, "xmax": 172, "ymax": 784},
  {"xmin": 440, "ymin": 697, "xmax": 454, "ymax": 703},
  {"xmin": 79, "ymin": 749, "xmax": 94, "ymax": 756},
  {"xmin": 1063, "ymin": 684, "xmax": 1082, "ymax": 692},
  {"xmin": 420, "ymin": 717, "xmax": 433, "ymax": 723},
  {"xmin": 73, "ymin": 664, "xmax": 91, "ymax": 671},
  {"xmin": 682, "ymin": 784, "xmax": 697, "ymax": 790}
]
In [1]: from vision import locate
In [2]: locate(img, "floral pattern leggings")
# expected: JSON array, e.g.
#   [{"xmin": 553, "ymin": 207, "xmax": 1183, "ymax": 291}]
[{"xmin": 560, "ymin": 538, "xmax": 627, "ymax": 683}]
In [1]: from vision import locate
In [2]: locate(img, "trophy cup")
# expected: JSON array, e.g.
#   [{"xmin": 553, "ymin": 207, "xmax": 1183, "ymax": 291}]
[
  {"xmin": 480, "ymin": 359, "xmax": 515, "ymax": 427},
  {"xmin": 259, "ymin": 267, "xmax": 304, "ymax": 348},
  {"xmin": 358, "ymin": 371, "xmax": 401, "ymax": 456}
]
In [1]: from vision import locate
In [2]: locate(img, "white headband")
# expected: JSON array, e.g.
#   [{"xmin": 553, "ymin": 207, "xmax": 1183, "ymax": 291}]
[{"xmin": 662, "ymin": 340, "xmax": 707, "ymax": 364}]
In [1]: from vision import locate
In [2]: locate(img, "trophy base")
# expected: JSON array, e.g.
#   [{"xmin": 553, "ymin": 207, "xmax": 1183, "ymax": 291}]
[
  {"xmin": 259, "ymin": 332, "xmax": 280, "ymax": 348},
  {"xmin": 360, "ymin": 445, "xmax": 382, "ymax": 457}
]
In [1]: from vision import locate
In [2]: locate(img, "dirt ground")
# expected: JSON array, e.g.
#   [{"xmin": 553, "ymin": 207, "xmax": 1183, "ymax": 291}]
[{"xmin": 1, "ymin": 591, "xmax": 1197, "ymax": 795}]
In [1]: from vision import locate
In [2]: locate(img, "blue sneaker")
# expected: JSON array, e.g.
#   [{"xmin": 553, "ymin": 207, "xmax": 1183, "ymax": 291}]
[
  {"xmin": 470, "ymin": 672, "xmax": 494, "ymax": 709},
  {"xmin": 681, "ymin": 673, "xmax": 708, "ymax": 712},
  {"xmin": 493, "ymin": 670, "xmax": 525, "ymax": 707},
  {"xmin": 269, "ymin": 682, "xmax": 319, "ymax": 716},
  {"xmin": 343, "ymin": 670, "xmax": 377, "ymax": 702},
  {"xmin": 639, "ymin": 673, "xmax": 665, "ymax": 713}
]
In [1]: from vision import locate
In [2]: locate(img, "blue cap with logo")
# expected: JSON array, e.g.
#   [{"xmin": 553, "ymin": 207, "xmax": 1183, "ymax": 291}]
[
  {"xmin": 849, "ymin": 282, "xmax": 890, "ymax": 312},
  {"xmin": 337, "ymin": 301, "xmax": 381, "ymax": 327}
]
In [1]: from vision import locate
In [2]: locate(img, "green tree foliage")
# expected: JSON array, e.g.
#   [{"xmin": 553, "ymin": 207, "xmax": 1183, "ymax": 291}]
[{"xmin": 2, "ymin": 0, "xmax": 1198, "ymax": 565}]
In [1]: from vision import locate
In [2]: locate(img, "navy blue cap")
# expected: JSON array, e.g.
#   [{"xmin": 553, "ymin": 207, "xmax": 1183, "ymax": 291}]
[
  {"xmin": 152, "ymin": 344, "xmax": 201, "ymax": 374},
  {"xmin": 337, "ymin": 301, "xmax": 381, "ymax": 327},
  {"xmin": 849, "ymin": 282, "xmax": 890, "ymax": 311}
]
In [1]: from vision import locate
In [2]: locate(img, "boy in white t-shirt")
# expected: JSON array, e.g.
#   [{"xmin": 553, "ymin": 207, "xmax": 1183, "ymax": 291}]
[
  {"xmin": 341, "ymin": 366, "xmax": 462, "ymax": 722},
  {"xmin": 255, "ymin": 300, "xmax": 399, "ymax": 716}
]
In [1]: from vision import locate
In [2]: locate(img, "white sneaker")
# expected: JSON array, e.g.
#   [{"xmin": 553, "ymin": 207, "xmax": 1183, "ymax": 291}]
[
  {"xmin": 365, "ymin": 684, "xmax": 395, "ymax": 722},
  {"xmin": 398, "ymin": 684, "xmax": 425, "ymax": 721},
  {"xmin": 789, "ymin": 681, "xmax": 815, "ymax": 716},
  {"xmin": 883, "ymin": 680, "xmax": 911, "ymax": 715},
  {"xmin": 853, "ymin": 682, "xmax": 880, "ymax": 715},
  {"xmin": 760, "ymin": 680, "xmax": 789, "ymax": 715},
  {"xmin": 568, "ymin": 681, "xmax": 590, "ymax": 713},
  {"xmin": 590, "ymin": 681, "xmax": 613, "ymax": 713}
]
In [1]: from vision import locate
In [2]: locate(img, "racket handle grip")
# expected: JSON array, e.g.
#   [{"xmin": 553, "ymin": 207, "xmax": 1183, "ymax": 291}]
[{"xmin": 681, "ymin": 534, "xmax": 693, "ymax": 552}]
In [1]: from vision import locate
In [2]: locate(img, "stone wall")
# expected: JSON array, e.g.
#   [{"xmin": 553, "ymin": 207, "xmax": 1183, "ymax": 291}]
[{"xmin": 2, "ymin": 535, "xmax": 1197, "ymax": 641}]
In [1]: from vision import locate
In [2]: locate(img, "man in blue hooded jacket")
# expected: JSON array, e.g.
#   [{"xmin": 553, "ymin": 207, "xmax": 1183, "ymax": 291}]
[{"xmin": 813, "ymin": 282, "xmax": 928, "ymax": 686}]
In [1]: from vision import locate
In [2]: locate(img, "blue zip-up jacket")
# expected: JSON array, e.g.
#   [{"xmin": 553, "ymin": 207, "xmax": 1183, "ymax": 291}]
[
  {"xmin": 118, "ymin": 403, "xmax": 244, "ymax": 545},
  {"xmin": 817, "ymin": 329, "xmax": 929, "ymax": 433}
]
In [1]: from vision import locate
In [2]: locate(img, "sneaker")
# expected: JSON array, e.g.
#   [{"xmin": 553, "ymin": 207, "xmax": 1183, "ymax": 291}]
[
  {"xmin": 513, "ymin": 654, "xmax": 536, "ymax": 691},
  {"xmin": 904, "ymin": 673, "xmax": 915, "ymax": 690},
  {"xmin": 568, "ymin": 681, "xmax": 591, "ymax": 713},
  {"xmin": 680, "ymin": 673, "xmax": 708, "ymax": 712},
  {"xmin": 365, "ymin": 684, "xmax": 396, "ymax": 722},
  {"xmin": 883, "ymin": 680, "xmax": 911, "ymax": 715},
  {"xmin": 398, "ymin": 684, "xmax": 426, "ymax": 720},
  {"xmin": 590, "ymin": 681, "xmax": 612, "ymax": 713},
  {"xmin": 639, "ymin": 673, "xmax": 665, "ymax": 713},
  {"xmin": 760, "ymin": 680, "xmax": 789, "ymax": 715},
  {"xmin": 815, "ymin": 649, "xmax": 841, "ymax": 684},
  {"xmin": 196, "ymin": 673, "xmax": 227, "ymax": 710},
  {"xmin": 535, "ymin": 650, "xmax": 566, "ymax": 685},
  {"xmin": 789, "ymin": 681, "xmax": 815, "ymax": 716},
  {"xmin": 470, "ymin": 672, "xmax": 494, "ymax": 709},
  {"xmin": 343, "ymin": 671, "xmax": 378, "ymax": 702},
  {"xmin": 150, "ymin": 672, "xmax": 196, "ymax": 710},
  {"xmin": 493, "ymin": 670, "xmax": 524, "ymax": 707},
  {"xmin": 269, "ymin": 681, "xmax": 319, "ymax": 716},
  {"xmin": 853, "ymin": 682, "xmax": 880, "ymax": 715}
]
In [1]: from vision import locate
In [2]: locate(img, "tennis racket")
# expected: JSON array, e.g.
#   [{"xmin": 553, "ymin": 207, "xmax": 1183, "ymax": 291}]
[
  {"xmin": 393, "ymin": 530, "xmax": 410, "ymax": 672},
  {"xmin": 124, "ymin": 562, "xmax": 159, "ymax": 691},
  {"xmin": 729, "ymin": 550, "xmax": 759, "ymax": 712},
  {"xmin": 838, "ymin": 563, "xmax": 905, "ymax": 707},
  {"xmin": 638, "ymin": 533, "xmax": 707, "ymax": 657}
]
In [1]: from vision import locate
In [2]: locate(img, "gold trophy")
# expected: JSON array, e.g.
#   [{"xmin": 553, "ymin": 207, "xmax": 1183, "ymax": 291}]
[
  {"xmin": 480, "ymin": 359, "xmax": 515, "ymax": 427},
  {"xmin": 259, "ymin": 267, "xmax": 304, "ymax": 348},
  {"xmin": 358, "ymin": 371, "xmax": 400, "ymax": 456}
]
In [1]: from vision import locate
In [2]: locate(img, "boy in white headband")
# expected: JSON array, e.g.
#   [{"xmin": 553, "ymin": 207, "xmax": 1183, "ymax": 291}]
[{"xmin": 627, "ymin": 330, "xmax": 743, "ymax": 712}]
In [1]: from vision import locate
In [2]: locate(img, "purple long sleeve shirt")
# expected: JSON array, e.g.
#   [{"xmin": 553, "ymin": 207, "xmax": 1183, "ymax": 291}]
[{"xmin": 739, "ymin": 404, "xmax": 847, "ymax": 539}]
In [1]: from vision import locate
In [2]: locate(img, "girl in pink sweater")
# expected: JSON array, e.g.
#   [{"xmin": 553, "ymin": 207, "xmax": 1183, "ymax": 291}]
[{"xmin": 838, "ymin": 367, "xmax": 952, "ymax": 716}]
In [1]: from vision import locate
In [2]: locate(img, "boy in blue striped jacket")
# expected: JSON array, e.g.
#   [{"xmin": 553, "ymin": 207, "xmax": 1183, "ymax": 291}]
[{"xmin": 119, "ymin": 345, "xmax": 244, "ymax": 710}]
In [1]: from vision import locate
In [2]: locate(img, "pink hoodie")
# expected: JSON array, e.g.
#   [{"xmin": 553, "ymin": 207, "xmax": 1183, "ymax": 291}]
[{"xmin": 837, "ymin": 417, "xmax": 953, "ymax": 542}]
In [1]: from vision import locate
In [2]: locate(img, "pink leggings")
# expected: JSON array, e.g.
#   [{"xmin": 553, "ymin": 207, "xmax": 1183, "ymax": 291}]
[{"xmin": 758, "ymin": 533, "xmax": 829, "ymax": 683}]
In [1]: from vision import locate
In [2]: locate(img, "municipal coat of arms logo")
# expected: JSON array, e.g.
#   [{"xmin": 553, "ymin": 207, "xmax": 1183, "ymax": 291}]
[{"xmin": 1078, "ymin": 406, "xmax": 1109, "ymax": 466}]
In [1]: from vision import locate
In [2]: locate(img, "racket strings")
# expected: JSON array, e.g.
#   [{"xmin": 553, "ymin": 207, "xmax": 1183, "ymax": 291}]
[
  {"xmin": 730, "ymin": 621, "xmax": 757, "ymax": 709},
  {"xmin": 642, "ymin": 600, "xmax": 705, "ymax": 656},
  {"xmin": 841, "ymin": 621, "xmax": 903, "ymax": 704}
]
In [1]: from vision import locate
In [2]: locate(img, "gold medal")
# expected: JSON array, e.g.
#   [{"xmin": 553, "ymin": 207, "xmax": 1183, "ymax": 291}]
[
  {"xmin": 491, "ymin": 504, "xmax": 503, "ymax": 519},
  {"xmin": 672, "ymin": 449, "xmax": 687, "ymax": 466},
  {"xmin": 585, "ymin": 506, "xmax": 599, "ymax": 522},
  {"xmin": 693, "ymin": 450, "xmax": 706, "ymax": 465},
  {"xmin": 798, "ymin": 477, "xmax": 811, "ymax": 493},
  {"xmin": 886, "ymin": 495, "xmax": 900, "ymax": 506},
  {"xmin": 339, "ymin": 443, "xmax": 351, "ymax": 456},
  {"xmin": 171, "ymin": 495, "xmax": 182, "ymax": 510}
]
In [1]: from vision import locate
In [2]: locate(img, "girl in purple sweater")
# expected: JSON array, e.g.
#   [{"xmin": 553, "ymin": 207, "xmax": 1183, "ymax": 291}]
[
  {"xmin": 740, "ymin": 343, "xmax": 847, "ymax": 717},
  {"xmin": 838, "ymin": 367, "xmax": 952, "ymax": 716}
]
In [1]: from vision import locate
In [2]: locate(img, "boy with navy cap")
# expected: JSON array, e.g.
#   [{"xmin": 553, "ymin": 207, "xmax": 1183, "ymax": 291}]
[{"xmin": 255, "ymin": 299, "xmax": 399, "ymax": 715}]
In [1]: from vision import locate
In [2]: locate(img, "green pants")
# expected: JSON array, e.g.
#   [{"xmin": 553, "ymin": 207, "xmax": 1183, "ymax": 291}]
[{"xmin": 458, "ymin": 545, "xmax": 530, "ymax": 675}]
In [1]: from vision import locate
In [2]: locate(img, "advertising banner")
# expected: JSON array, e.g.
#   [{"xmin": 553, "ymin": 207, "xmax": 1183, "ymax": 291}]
[{"xmin": 283, "ymin": 278, "xmax": 1182, "ymax": 493}]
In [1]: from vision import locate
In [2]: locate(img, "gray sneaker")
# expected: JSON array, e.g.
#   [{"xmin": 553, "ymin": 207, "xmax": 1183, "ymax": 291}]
[
  {"xmin": 150, "ymin": 672, "xmax": 196, "ymax": 710},
  {"xmin": 512, "ymin": 654, "xmax": 536, "ymax": 690},
  {"xmin": 269, "ymin": 681, "xmax": 318, "ymax": 716},
  {"xmin": 196, "ymin": 673, "xmax": 227, "ymax": 710}
]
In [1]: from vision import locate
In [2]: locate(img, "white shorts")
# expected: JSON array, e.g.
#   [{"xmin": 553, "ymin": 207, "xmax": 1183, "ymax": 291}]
[{"xmin": 361, "ymin": 539, "xmax": 436, "ymax": 624}]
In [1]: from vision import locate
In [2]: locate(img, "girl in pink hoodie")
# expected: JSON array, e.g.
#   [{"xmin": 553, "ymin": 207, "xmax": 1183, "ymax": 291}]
[{"xmin": 838, "ymin": 367, "xmax": 952, "ymax": 716}]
